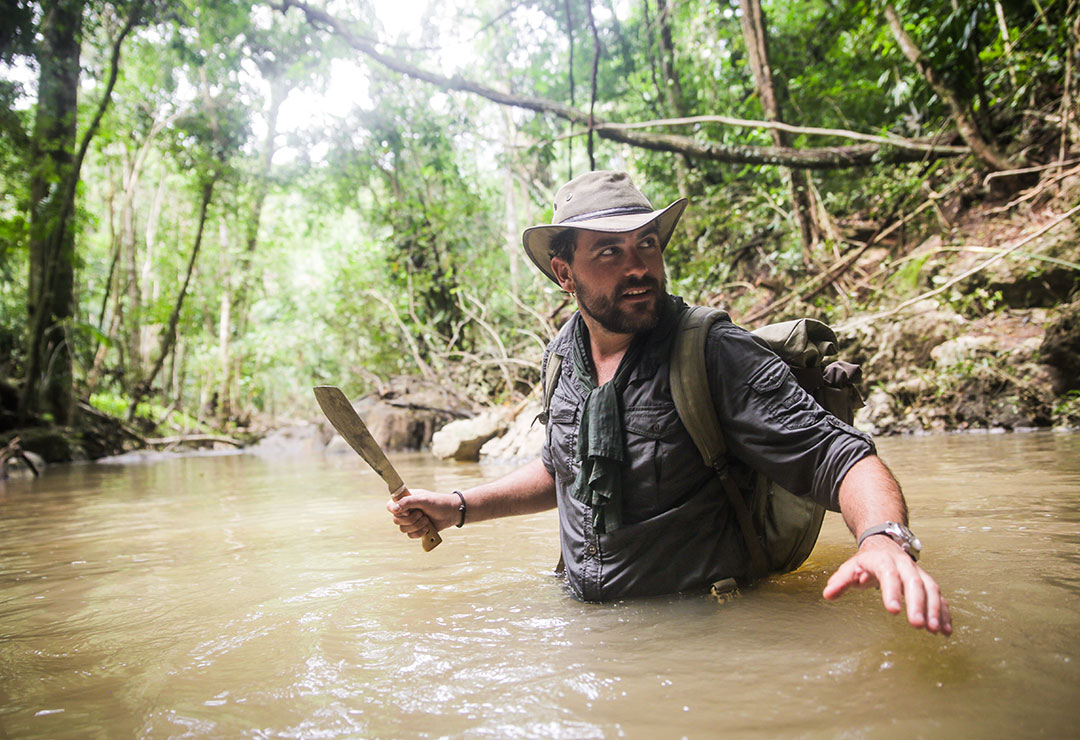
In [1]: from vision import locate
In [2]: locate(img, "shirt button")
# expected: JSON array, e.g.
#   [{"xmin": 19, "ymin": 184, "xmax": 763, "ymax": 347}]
[{"xmin": 586, "ymin": 543, "xmax": 598, "ymax": 556}]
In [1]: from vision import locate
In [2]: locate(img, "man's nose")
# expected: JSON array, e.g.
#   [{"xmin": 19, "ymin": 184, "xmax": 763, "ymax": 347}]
[{"xmin": 623, "ymin": 247, "xmax": 648, "ymax": 276}]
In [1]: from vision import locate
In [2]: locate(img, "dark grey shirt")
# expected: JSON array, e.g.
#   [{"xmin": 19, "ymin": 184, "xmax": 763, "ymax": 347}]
[{"xmin": 540, "ymin": 303, "xmax": 875, "ymax": 601}]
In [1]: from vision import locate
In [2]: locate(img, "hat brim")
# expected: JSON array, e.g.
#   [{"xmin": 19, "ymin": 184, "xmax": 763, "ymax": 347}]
[{"xmin": 521, "ymin": 198, "xmax": 688, "ymax": 285}]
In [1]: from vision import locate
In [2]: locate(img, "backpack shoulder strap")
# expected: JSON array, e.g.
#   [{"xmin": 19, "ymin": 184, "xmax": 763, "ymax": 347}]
[
  {"xmin": 538, "ymin": 318, "xmax": 576, "ymax": 425},
  {"xmin": 670, "ymin": 305, "xmax": 769, "ymax": 582},
  {"xmin": 670, "ymin": 305, "xmax": 728, "ymax": 468},
  {"xmin": 538, "ymin": 352, "xmax": 562, "ymax": 425}
]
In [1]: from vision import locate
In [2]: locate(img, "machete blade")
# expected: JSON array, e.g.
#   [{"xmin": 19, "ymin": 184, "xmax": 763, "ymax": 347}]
[{"xmin": 313, "ymin": 385, "xmax": 441, "ymax": 551}]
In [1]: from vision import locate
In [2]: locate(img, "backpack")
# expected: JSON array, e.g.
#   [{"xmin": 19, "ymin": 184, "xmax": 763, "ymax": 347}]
[{"xmin": 542, "ymin": 305, "xmax": 864, "ymax": 584}]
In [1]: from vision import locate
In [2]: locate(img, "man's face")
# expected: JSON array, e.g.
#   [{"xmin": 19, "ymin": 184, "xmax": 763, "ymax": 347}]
[{"xmin": 551, "ymin": 224, "xmax": 667, "ymax": 336}]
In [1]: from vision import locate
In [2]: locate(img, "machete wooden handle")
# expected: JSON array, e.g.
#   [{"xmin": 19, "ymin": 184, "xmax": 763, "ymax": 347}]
[{"xmin": 391, "ymin": 484, "xmax": 442, "ymax": 551}]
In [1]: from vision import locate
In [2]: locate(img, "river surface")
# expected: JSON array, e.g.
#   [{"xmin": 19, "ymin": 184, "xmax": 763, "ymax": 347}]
[{"xmin": 1, "ymin": 432, "xmax": 1078, "ymax": 739}]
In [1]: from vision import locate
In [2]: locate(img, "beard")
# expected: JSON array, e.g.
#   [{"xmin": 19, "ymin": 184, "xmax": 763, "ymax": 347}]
[{"xmin": 574, "ymin": 273, "xmax": 667, "ymax": 335}]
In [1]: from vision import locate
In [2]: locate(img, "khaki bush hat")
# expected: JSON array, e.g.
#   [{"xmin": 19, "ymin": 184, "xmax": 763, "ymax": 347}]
[{"xmin": 522, "ymin": 170, "xmax": 688, "ymax": 285}]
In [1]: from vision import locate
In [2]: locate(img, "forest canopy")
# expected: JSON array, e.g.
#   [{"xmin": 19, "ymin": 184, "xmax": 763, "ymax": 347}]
[{"xmin": 0, "ymin": 0, "xmax": 1076, "ymax": 453}]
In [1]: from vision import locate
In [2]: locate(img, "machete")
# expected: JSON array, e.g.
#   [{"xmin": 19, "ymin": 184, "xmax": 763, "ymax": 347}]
[{"xmin": 313, "ymin": 385, "xmax": 442, "ymax": 552}]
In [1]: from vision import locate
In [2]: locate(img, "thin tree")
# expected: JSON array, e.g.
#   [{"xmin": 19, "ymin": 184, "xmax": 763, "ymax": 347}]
[
  {"xmin": 737, "ymin": 0, "xmax": 820, "ymax": 259},
  {"xmin": 655, "ymin": 0, "xmax": 691, "ymax": 194},
  {"xmin": 127, "ymin": 177, "xmax": 215, "ymax": 421}
]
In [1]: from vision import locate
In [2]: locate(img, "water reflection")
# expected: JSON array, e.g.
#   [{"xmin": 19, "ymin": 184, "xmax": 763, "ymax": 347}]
[{"xmin": 0, "ymin": 433, "xmax": 1078, "ymax": 738}]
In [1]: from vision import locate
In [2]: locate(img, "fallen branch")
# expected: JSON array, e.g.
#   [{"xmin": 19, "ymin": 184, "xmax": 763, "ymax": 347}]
[
  {"xmin": 585, "ymin": 116, "xmax": 968, "ymax": 154},
  {"xmin": 982, "ymin": 158, "xmax": 1080, "ymax": 187},
  {"xmin": 835, "ymin": 203, "xmax": 1080, "ymax": 333},
  {"xmin": 274, "ymin": 0, "xmax": 967, "ymax": 170},
  {"xmin": 987, "ymin": 163, "xmax": 1080, "ymax": 214},
  {"xmin": 383, "ymin": 400, "xmax": 471, "ymax": 418},
  {"xmin": 458, "ymin": 291, "xmax": 515, "ymax": 395},
  {"xmin": 365, "ymin": 289, "xmax": 436, "ymax": 381},
  {"xmin": 145, "ymin": 434, "xmax": 244, "ymax": 448}
]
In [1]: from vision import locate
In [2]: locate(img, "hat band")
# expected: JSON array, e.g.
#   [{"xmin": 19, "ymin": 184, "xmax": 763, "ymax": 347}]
[{"xmin": 559, "ymin": 205, "xmax": 655, "ymax": 225}]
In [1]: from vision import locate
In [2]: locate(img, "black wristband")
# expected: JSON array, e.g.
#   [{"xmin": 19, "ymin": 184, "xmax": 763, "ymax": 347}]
[{"xmin": 453, "ymin": 490, "xmax": 466, "ymax": 528}]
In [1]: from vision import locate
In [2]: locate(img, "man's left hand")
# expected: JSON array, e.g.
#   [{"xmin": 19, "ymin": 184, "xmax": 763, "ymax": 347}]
[{"xmin": 822, "ymin": 536, "xmax": 952, "ymax": 635}]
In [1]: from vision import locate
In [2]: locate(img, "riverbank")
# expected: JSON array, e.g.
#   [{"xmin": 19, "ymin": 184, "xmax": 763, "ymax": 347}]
[{"xmin": 718, "ymin": 166, "xmax": 1080, "ymax": 437}]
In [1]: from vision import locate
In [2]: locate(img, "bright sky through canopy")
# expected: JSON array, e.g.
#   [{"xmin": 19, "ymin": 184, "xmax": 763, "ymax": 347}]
[{"xmin": 274, "ymin": 0, "xmax": 476, "ymax": 164}]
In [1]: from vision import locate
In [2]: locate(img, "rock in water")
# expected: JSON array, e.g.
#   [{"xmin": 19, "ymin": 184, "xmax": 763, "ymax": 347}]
[{"xmin": 431, "ymin": 410, "xmax": 509, "ymax": 461}]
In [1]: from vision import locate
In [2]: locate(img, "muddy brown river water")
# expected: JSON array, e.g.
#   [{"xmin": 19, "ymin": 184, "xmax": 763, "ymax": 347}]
[{"xmin": 1, "ymin": 432, "xmax": 1078, "ymax": 738}]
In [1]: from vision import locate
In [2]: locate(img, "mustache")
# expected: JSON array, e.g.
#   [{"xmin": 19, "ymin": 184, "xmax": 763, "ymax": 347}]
[{"xmin": 617, "ymin": 275, "xmax": 661, "ymax": 293}]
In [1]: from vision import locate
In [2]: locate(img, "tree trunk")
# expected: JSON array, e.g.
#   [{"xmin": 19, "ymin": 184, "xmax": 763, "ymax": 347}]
[
  {"xmin": 585, "ymin": 0, "xmax": 601, "ymax": 170},
  {"xmin": 218, "ymin": 78, "xmax": 286, "ymax": 418},
  {"xmin": 87, "ymin": 160, "xmax": 123, "ymax": 391},
  {"xmin": 128, "ymin": 178, "xmax": 214, "ymax": 420},
  {"xmin": 640, "ymin": 0, "xmax": 665, "ymax": 117},
  {"xmin": 22, "ymin": 0, "xmax": 82, "ymax": 425},
  {"xmin": 655, "ymin": 0, "xmax": 691, "ymax": 195},
  {"xmin": 883, "ymin": 3, "xmax": 1015, "ymax": 172},
  {"xmin": 563, "ymin": 0, "xmax": 575, "ymax": 179},
  {"xmin": 737, "ymin": 0, "xmax": 820, "ymax": 259},
  {"xmin": 231, "ymin": 79, "xmax": 285, "ymax": 332},
  {"xmin": 115, "ymin": 113, "xmax": 164, "ymax": 383},
  {"xmin": 22, "ymin": 1, "xmax": 142, "ymax": 423}
]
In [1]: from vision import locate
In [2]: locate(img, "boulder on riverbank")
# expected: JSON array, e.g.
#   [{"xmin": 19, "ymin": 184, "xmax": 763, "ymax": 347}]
[
  {"xmin": 315, "ymin": 377, "xmax": 474, "ymax": 453},
  {"xmin": 850, "ymin": 299, "xmax": 1074, "ymax": 434},
  {"xmin": 479, "ymin": 401, "xmax": 545, "ymax": 462},
  {"xmin": 431, "ymin": 409, "xmax": 510, "ymax": 461}
]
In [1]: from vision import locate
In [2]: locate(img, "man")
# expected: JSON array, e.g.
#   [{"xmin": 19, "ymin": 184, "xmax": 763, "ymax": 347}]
[{"xmin": 389, "ymin": 170, "xmax": 951, "ymax": 635}]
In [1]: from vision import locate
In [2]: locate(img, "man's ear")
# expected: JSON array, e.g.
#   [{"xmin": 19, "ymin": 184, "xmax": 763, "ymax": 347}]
[{"xmin": 551, "ymin": 258, "xmax": 575, "ymax": 293}]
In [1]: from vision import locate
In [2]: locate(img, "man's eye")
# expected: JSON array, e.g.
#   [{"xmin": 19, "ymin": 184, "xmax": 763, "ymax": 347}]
[
  {"xmin": 600, "ymin": 247, "xmax": 618, "ymax": 257},
  {"xmin": 640, "ymin": 237, "xmax": 659, "ymax": 249}
]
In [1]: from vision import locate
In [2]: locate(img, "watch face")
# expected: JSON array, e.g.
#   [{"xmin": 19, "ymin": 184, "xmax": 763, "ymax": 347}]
[{"xmin": 886, "ymin": 523, "xmax": 921, "ymax": 558}]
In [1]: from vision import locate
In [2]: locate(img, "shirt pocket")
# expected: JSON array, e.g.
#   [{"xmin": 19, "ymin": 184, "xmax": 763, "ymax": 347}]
[
  {"xmin": 623, "ymin": 404, "xmax": 681, "ymax": 521},
  {"xmin": 745, "ymin": 359, "xmax": 818, "ymax": 431},
  {"xmin": 548, "ymin": 406, "xmax": 579, "ymax": 486}
]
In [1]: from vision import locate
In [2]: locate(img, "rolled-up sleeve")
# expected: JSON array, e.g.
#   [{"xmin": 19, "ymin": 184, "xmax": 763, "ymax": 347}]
[{"xmin": 706, "ymin": 322, "xmax": 875, "ymax": 511}]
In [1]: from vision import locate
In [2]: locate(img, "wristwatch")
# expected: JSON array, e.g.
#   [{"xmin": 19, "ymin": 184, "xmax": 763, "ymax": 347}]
[{"xmin": 857, "ymin": 521, "xmax": 921, "ymax": 561}]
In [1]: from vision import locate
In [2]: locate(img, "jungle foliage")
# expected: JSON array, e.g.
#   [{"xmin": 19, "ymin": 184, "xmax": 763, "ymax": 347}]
[{"xmin": 0, "ymin": 0, "xmax": 1076, "ymax": 450}]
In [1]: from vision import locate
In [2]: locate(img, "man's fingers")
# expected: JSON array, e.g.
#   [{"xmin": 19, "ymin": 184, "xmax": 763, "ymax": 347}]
[
  {"xmin": 825, "ymin": 543, "xmax": 953, "ymax": 636},
  {"xmin": 387, "ymin": 500, "xmax": 427, "ymax": 533},
  {"xmin": 823, "ymin": 559, "xmax": 871, "ymax": 601},
  {"xmin": 900, "ymin": 563, "xmax": 928, "ymax": 629},
  {"xmin": 922, "ymin": 573, "xmax": 944, "ymax": 633},
  {"xmin": 919, "ymin": 572, "xmax": 952, "ymax": 636},
  {"xmin": 386, "ymin": 492, "xmax": 446, "ymax": 537},
  {"xmin": 878, "ymin": 565, "xmax": 904, "ymax": 615}
]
